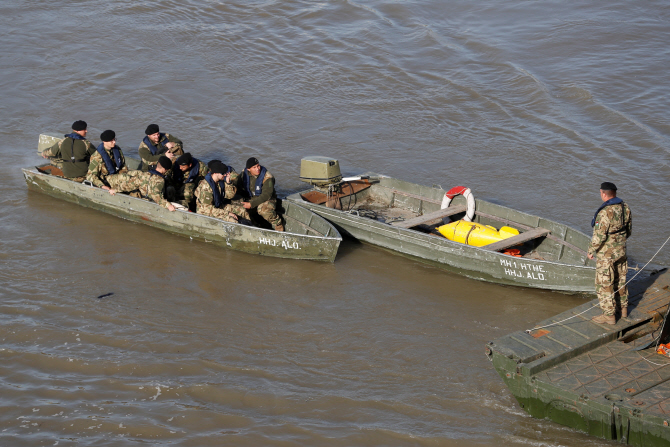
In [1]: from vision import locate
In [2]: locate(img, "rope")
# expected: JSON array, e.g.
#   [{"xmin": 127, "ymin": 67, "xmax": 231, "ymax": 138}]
[{"xmin": 525, "ymin": 234, "xmax": 670, "ymax": 334}]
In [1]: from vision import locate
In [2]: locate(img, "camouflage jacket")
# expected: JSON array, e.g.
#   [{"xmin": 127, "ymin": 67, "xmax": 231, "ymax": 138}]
[
  {"xmin": 86, "ymin": 147, "xmax": 129, "ymax": 188},
  {"xmin": 172, "ymin": 160, "xmax": 209, "ymax": 188},
  {"xmin": 194, "ymin": 174, "xmax": 238, "ymax": 216},
  {"xmin": 138, "ymin": 171, "xmax": 170, "ymax": 209},
  {"xmin": 43, "ymin": 137, "xmax": 96, "ymax": 178},
  {"xmin": 588, "ymin": 202, "xmax": 632, "ymax": 260},
  {"xmin": 138, "ymin": 133, "xmax": 184, "ymax": 171},
  {"xmin": 243, "ymin": 170, "xmax": 276, "ymax": 208}
]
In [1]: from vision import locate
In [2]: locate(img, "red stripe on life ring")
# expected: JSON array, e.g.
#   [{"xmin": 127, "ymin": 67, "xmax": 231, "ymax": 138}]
[{"xmin": 446, "ymin": 186, "xmax": 468, "ymax": 200}]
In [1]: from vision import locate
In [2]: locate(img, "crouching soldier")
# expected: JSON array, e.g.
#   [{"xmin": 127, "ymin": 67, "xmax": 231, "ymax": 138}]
[
  {"xmin": 171, "ymin": 152, "xmax": 208, "ymax": 209},
  {"xmin": 241, "ymin": 157, "xmax": 284, "ymax": 231},
  {"xmin": 42, "ymin": 120, "xmax": 96, "ymax": 182},
  {"xmin": 106, "ymin": 156, "xmax": 176, "ymax": 212},
  {"xmin": 138, "ymin": 123, "xmax": 183, "ymax": 171},
  {"xmin": 86, "ymin": 130, "xmax": 130, "ymax": 192},
  {"xmin": 194, "ymin": 160, "xmax": 251, "ymax": 223}
]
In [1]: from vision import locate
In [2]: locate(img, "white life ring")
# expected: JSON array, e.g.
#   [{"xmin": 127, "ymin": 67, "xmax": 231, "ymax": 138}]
[{"xmin": 441, "ymin": 186, "xmax": 475, "ymax": 222}]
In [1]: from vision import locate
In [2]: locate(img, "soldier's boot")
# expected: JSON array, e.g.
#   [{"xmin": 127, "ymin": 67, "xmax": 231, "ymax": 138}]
[
  {"xmin": 592, "ymin": 314, "xmax": 616, "ymax": 325},
  {"xmin": 621, "ymin": 307, "xmax": 628, "ymax": 318},
  {"xmin": 274, "ymin": 224, "xmax": 285, "ymax": 232}
]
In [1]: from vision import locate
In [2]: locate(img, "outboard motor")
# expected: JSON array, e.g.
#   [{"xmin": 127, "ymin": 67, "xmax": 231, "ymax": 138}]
[{"xmin": 299, "ymin": 156, "xmax": 343, "ymax": 188}]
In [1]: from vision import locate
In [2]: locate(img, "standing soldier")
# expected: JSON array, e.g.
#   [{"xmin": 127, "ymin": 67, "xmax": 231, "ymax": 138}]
[
  {"xmin": 106, "ymin": 156, "xmax": 176, "ymax": 212},
  {"xmin": 240, "ymin": 157, "xmax": 284, "ymax": 231},
  {"xmin": 86, "ymin": 130, "xmax": 130, "ymax": 193},
  {"xmin": 41, "ymin": 120, "xmax": 96, "ymax": 182},
  {"xmin": 138, "ymin": 123, "xmax": 183, "ymax": 171},
  {"xmin": 194, "ymin": 160, "xmax": 251, "ymax": 223},
  {"xmin": 587, "ymin": 182, "xmax": 632, "ymax": 325}
]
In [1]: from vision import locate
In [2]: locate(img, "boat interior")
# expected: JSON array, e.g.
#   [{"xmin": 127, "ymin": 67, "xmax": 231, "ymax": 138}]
[
  {"xmin": 300, "ymin": 176, "xmax": 595, "ymax": 267},
  {"xmin": 31, "ymin": 162, "xmax": 335, "ymax": 238}
]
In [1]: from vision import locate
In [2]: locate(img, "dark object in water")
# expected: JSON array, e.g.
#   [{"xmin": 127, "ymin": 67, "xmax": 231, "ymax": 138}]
[{"xmin": 97, "ymin": 292, "xmax": 114, "ymax": 299}]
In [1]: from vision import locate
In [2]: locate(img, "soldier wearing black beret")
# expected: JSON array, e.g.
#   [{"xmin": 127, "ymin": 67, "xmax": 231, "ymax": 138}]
[
  {"xmin": 588, "ymin": 182, "xmax": 633, "ymax": 325},
  {"xmin": 138, "ymin": 123, "xmax": 184, "ymax": 171}
]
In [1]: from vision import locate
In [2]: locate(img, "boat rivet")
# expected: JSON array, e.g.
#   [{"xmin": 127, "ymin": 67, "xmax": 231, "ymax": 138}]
[
  {"xmin": 633, "ymin": 400, "xmax": 645, "ymax": 406},
  {"xmin": 506, "ymin": 373, "xmax": 511, "ymax": 378},
  {"xmin": 625, "ymin": 388, "xmax": 635, "ymax": 393},
  {"xmin": 665, "ymin": 421, "xmax": 669, "ymax": 427},
  {"xmin": 533, "ymin": 389, "xmax": 537, "ymax": 393}
]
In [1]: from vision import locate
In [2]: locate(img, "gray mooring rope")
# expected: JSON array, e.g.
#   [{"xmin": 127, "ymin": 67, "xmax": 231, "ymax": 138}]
[{"xmin": 524, "ymin": 234, "xmax": 670, "ymax": 334}]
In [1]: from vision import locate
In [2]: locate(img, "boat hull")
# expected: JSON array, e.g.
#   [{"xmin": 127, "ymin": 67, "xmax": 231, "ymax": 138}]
[
  {"xmin": 24, "ymin": 166, "xmax": 341, "ymax": 262},
  {"xmin": 288, "ymin": 176, "xmax": 595, "ymax": 292}
]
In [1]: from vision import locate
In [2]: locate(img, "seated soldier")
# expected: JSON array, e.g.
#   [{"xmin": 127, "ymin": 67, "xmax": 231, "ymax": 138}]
[
  {"xmin": 42, "ymin": 120, "xmax": 96, "ymax": 182},
  {"xmin": 194, "ymin": 160, "xmax": 251, "ymax": 223},
  {"xmin": 106, "ymin": 156, "xmax": 176, "ymax": 212},
  {"xmin": 241, "ymin": 157, "xmax": 284, "ymax": 231},
  {"xmin": 86, "ymin": 130, "xmax": 130, "ymax": 192},
  {"xmin": 138, "ymin": 123, "xmax": 184, "ymax": 171},
  {"xmin": 172, "ymin": 152, "xmax": 208, "ymax": 209}
]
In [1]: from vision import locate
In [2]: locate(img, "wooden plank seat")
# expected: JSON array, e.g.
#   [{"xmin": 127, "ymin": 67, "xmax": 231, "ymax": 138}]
[
  {"xmin": 391, "ymin": 205, "xmax": 467, "ymax": 228},
  {"xmin": 481, "ymin": 227, "xmax": 551, "ymax": 252}
]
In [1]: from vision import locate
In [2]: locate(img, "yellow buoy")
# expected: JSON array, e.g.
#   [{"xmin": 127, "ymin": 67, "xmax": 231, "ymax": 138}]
[{"xmin": 437, "ymin": 221, "xmax": 520, "ymax": 247}]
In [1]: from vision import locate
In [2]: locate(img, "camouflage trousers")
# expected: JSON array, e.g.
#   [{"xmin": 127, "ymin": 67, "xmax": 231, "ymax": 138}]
[
  {"xmin": 256, "ymin": 198, "xmax": 283, "ymax": 229},
  {"xmin": 209, "ymin": 203, "xmax": 251, "ymax": 223},
  {"xmin": 69, "ymin": 176, "xmax": 86, "ymax": 183},
  {"xmin": 106, "ymin": 171, "xmax": 142, "ymax": 191},
  {"xmin": 595, "ymin": 256, "xmax": 628, "ymax": 316},
  {"xmin": 176, "ymin": 183, "xmax": 197, "ymax": 208}
]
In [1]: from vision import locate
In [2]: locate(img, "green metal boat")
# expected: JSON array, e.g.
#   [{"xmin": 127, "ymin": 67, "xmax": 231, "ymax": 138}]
[
  {"xmin": 488, "ymin": 269, "xmax": 670, "ymax": 446},
  {"xmin": 287, "ymin": 158, "xmax": 598, "ymax": 292},
  {"xmin": 23, "ymin": 135, "xmax": 342, "ymax": 261}
]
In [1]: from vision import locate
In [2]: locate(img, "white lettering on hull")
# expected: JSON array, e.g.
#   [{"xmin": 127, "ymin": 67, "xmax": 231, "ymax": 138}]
[
  {"xmin": 501, "ymin": 259, "xmax": 546, "ymax": 281},
  {"xmin": 259, "ymin": 237, "xmax": 300, "ymax": 250}
]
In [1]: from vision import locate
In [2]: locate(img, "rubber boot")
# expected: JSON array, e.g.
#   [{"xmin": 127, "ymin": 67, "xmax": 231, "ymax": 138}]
[
  {"xmin": 621, "ymin": 307, "xmax": 628, "ymax": 318},
  {"xmin": 592, "ymin": 314, "xmax": 616, "ymax": 325}
]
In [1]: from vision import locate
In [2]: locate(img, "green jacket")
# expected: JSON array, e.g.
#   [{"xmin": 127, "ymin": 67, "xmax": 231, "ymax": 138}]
[
  {"xmin": 138, "ymin": 133, "xmax": 183, "ymax": 171},
  {"xmin": 245, "ymin": 170, "xmax": 276, "ymax": 208},
  {"xmin": 43, "ymin": 137, "xmax": 96, "ymax": 178}
]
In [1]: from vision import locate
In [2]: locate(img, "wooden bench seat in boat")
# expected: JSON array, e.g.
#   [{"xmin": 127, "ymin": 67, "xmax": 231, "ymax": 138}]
[{"xmin": 481, "ymin": 227, "xmax": 551, "ymax": 252}]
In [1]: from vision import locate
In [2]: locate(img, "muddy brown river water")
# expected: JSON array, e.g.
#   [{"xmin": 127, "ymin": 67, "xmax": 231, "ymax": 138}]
[{"xmin": 1, "ymin": 1, "xmax": 669, "ymax": 445}]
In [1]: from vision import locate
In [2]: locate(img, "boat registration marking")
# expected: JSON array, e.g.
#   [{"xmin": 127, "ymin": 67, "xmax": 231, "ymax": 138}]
[
  {"xmin": 259, "ymin": 237, "xmax": 300, "ymax": 250},
  {"xmin": 500, "ymin": 258, "xmax": 546, "ymax": 281}
]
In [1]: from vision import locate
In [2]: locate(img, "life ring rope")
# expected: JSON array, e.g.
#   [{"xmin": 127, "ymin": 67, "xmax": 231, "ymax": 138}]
[{"xmin": 441, "ymin": 186, "xmax": 476, "ymax": 222}]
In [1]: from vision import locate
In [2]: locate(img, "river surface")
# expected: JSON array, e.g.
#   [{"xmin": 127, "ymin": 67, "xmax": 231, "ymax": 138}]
[{"xmin": 1, "ymin": 1, "xmax": 669, "ymax": 445}]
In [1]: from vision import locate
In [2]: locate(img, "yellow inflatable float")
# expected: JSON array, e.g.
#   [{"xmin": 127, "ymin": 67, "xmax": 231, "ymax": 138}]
[{"xmin": 437, "ymin": 221, "xmax": 520, "ymax": 247}]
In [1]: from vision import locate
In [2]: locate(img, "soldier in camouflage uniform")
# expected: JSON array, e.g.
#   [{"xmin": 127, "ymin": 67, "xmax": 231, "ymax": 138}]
[
  {"xmin": 106, "ymin": 156, "xmax": 176, "ymax": 212},
  {"xmin": 171, "ymin": 152, "xmax": 209, "ymax": 209},
  {"xmin": 587, "ymin": 182, "xmax": 632, "ymax": 325},
  {"xmin": 138, "ymin": 123, "xmax": 184, "ymax": 171},
  {"xmin": 240, "ymin": 157, "xmax": 284, "ymax": 231},
  {"xmin": 194, "ymin": 160, "xmax": 251, "ymax": 223},
  {"xmin": 41, "ymin": 120, "xmax": 96, "ymax": 182},
  {"xmin": 86, "ymin": 130, "xmax": 132, "ymax": 192}
]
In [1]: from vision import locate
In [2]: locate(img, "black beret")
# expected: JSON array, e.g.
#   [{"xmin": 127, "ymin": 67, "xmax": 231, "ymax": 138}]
[
  {"xmin": 209, "ymin": 161, "xmax": 229, "ymax": 174},
  {"xmin": 100, "ymin": 130, "xmax": 116, "ymax": 142},
  {"xmin": 157, "ymin": 155, "xmax": 172, "ymax": 170},
  {"xmin": 72, "ymin": 120, "xmax": 87, "ymax": 131},
  {"xmin": 600, "ymin": 182, "xmax": 617, "ymax": 191},
  {"xmin": 145, "ymin": 124, "xmax": 160, "ymax": 135},
  {"xmin": 175, "ymin": 152, "xmax": 193, "ymax": 166},
  {"xmin": 246, "ymin": 157, "xmax": 260, "ymax": 170}
]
